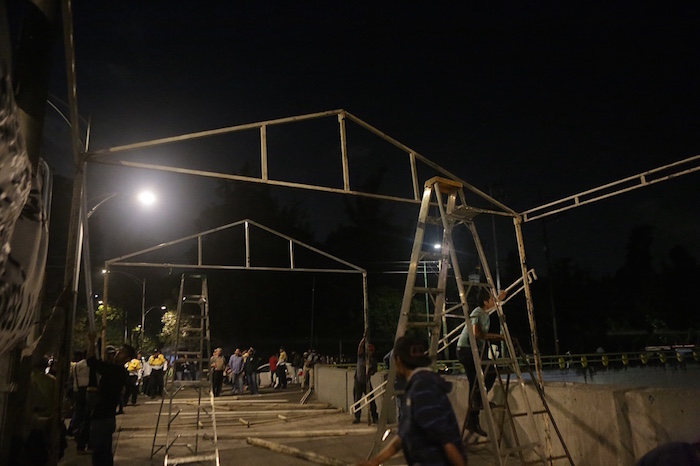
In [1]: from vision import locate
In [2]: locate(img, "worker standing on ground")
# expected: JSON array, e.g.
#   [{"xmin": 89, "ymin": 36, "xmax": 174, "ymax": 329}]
[
  {"xmin": 353, "ymin": 333, "xmax": 378, "ymax": 424},
  {"xmin": 456, "ymin": 288, "xmax": 507, "ymax": 437},
  {"xmin": 229, "ymin": 348, "xmax": 245, "ymax": 395},
  {"xmin": 359, "ymin": 335, "xmax": 466, "ymax": 466},
  {"xmin": 209, "ymin": 348, "xmax": 225, "ymax": 397},
  {"xmin": 276, "ymin": 347, "xmax": 288, "ymax": 389},
  {"xmin": 124, "ymin": 353, "xmax": 141, "ymax": 406},
  {"xmin": 86, "ymin": 333, "xmax": 136, "ymax": 466},
  {"xmin": 147, "ymin": 348, "xmax": 166, "ymax": 398}
]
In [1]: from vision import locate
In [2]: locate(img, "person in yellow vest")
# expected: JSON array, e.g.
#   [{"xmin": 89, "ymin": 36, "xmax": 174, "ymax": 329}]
[
  {"xmin": 124, "ymin": 354, "xmax": 142, "ymax": 405},
  {"xmin": 148, "ymin": 349, "xmax": 166, "ymax": 398}
]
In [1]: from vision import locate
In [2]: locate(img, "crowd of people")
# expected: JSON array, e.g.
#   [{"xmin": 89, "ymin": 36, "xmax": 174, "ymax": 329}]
[
  {"xmin": 64, "ymin": 341, "xmax": 325, "ymax": 463},
  {"xmin": 209, "ymin": 346, "xmax": 320, "ymax": 396}
]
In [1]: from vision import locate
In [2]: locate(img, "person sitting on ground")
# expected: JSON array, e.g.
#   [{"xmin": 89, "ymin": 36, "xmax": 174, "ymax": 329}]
[{"xmin": 359, "ymin": 335, "xmax": 466, "ymax": 466}]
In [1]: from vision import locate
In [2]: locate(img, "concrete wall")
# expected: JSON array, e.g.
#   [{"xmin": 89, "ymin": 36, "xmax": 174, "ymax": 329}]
[
  {"xmin": 315, "ymin": 365, "xmax": 386, "ymax": 416},
  {"xmin": 315, "ymin": 366, "xmax": 700, "ymax": 465}
]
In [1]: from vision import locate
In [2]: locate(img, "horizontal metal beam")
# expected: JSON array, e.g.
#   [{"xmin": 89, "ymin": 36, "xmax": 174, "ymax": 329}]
[
  {"xmin": 85, "ymin": 109, "xmax": 517, "ymax": 216},
  {"xmin": 521, "ymin": 154, "xmax": 700, "ymax": 222},
  {"xmin": 109, "ymin": 262, "xmax": 364, "ymax": 275},
  {"xmin": 105, "ymin": 218, "xmax": 367, "ymax": 275},
  {"xmin": 86, "ymin": 109, "xmax": 344, "ymax": 159}
]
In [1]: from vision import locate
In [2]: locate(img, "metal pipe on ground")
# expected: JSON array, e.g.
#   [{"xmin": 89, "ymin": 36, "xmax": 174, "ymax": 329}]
[{"xmin": 246, "ymin": 437, "xmax": 350, "ymax": 466}]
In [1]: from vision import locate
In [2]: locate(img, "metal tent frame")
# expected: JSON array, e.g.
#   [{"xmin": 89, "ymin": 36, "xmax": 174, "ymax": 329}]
[{"xmin": 101, "ymin": 218, "xmax": 371, "ymax": 339}]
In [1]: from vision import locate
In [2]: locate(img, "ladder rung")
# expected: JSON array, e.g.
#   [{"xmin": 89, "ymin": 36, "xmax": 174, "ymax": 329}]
[
  {"xmin": 165, "ymin": 453, "xmax": 218, "ymax": 465},
  {"xmin": 178, "ymin": 327, "xmax": 203, "ymax": 333},
  {"xmin": 462, "ymin": 280, "xmax": 490, "ymax": 288},
  {"xmin": 419, "ymin": 251, "xmax": 443, "ymax": 261},
  {"xmin": 413, "ymin": 286, "xmax": 444, "ymax": 295}
]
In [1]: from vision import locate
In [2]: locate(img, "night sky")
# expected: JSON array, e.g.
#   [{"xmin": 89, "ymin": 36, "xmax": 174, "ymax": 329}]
[{"xmin": 40, "ymin": 3, "xmax": 700, "ymax": 316}]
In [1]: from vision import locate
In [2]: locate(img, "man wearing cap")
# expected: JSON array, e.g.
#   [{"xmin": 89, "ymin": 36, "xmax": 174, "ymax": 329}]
[
  {"xmin": 359, "ymin": 335, "xmax": 466, "ymax": 466},
  {"xmin": 86, "ymin": 333, "xmax": 136, "ymax": 466},
  {"xmin": 148, "ymin": 348, "xmax": 166, "ymax": 398},
  {"xmin": 353, "ymin": 334, "xmax": 378, "ymax": 424}
]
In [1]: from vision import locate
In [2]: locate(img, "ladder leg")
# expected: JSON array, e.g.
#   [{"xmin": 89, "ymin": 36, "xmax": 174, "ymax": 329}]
[{"xmin": 153, "ymin": 274, "xmax": 219, "ymax": 465}]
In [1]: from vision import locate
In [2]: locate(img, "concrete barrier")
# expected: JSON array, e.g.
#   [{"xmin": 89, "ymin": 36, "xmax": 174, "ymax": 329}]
[
  {"xmin": 315, "ymin": 366, "xmax": 700, "ymax": 465},
  {"xmin": 315, "ymin": 365, "xmax": 386, "ymax": 417}
]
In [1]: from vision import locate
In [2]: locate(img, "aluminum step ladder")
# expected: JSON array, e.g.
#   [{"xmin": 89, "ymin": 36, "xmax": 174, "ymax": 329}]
[
  {"xmin": 151, "ymin": 274, "xmax": 219, "ymax": 466},
  {"xmin": 464, "ymin": 338, "xmax": 574, "ymax": 465},
  {"xmin": 370, "ymin": 177, "xmax": 573, "ymax": 465}
]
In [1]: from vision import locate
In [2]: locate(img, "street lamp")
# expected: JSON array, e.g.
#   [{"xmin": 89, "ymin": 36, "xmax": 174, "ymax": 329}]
[
  {"xmin": 88, "ymin": 189, "xmax": 158, "ymax": 219},
  {"xmin": 90, "ymin": 191, "xmax": 157, "ymax": 356},
  {"xmin": 142, "ymin": 305, "xmax": 167, "ymax": 350},
  {"xmin": 101, "ymin": 269, "xmax": 146, "ymax": 345}
]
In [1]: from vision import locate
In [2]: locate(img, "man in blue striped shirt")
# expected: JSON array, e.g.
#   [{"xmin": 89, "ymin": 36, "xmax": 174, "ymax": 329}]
[{"xmin": 360, "ymin": 335, "xmax": 466, "ymax": 466}]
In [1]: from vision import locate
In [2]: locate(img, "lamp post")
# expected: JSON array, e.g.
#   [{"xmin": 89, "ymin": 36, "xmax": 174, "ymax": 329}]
[
  {"xmin": 142, "ymin": 305, "xmax": 167, "ymax": 350},
  {"xmin": 101, "ymin": 269, "xmax": 146, "ymax": 345},
  {"xmin": 89, "ymin": 190, "xmax": 156, "ymax": 356}
]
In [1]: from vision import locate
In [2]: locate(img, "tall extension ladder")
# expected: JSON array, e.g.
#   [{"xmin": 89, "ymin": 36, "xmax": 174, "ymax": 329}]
[
  {"xmin": 151, "ymin": 274, "xmax": 220, "ymax": 466},
  {"xmin": 371, "ymin": 177, "xmax": 573, "ymax": 465}
]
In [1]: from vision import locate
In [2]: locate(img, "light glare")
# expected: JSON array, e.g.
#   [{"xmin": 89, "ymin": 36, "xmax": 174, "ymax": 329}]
[{"xmin": 137, "ymin": 190, "xmax": 157, "ymax": 206}]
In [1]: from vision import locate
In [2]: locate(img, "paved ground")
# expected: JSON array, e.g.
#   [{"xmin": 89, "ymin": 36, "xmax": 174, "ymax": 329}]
[{"xmin": 59, "ymin": 383, "xmax": 495, "ymax": 466}]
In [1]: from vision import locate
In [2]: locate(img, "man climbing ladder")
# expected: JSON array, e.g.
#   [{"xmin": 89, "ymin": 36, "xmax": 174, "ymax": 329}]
[{"xmin": 457, "ymin": 288, "xmax": 507, "ymax": 438}]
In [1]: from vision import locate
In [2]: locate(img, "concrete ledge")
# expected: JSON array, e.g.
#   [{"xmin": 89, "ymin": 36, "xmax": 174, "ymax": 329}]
[{"xmin": 315, "ymin": 366, "xmax": 700, "ymax": 465}]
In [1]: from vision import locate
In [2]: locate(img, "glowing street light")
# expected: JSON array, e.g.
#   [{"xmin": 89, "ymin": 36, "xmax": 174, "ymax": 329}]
[
  {"xmin": 88, "ymin": 189, "xmax": 157, "ymax": 219},
  {"xmin": 137, "ymin": 190, "xmax": 157, "ymax": 207}
]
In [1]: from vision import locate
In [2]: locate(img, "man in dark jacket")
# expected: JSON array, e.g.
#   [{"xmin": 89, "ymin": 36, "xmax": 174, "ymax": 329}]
[
  {"xmin": 360, "ymin": 335, "xmax": 466, "ymax": 466},
  {"xmin": 86, "ymin": 333, "xmax": 135, "ymax": 466},
  {"xmin": 244, "ymin": 348, "xmax": 259, "ymax": 395},
  {"xmin": 353, "ymin": 335, "xmax": 378, "ymax": 424}
]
